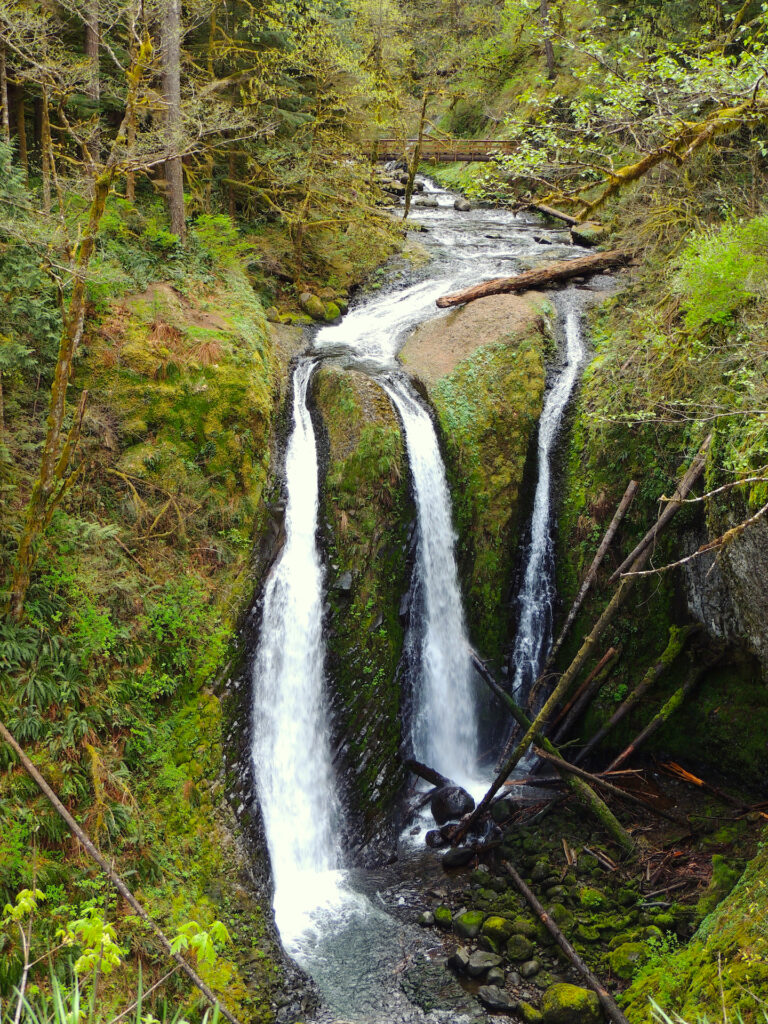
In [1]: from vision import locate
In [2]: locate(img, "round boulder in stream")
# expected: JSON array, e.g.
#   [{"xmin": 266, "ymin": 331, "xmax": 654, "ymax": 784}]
[{"xmin": 430, "ymin": 784, "xmax": 475, "ymax": 825}]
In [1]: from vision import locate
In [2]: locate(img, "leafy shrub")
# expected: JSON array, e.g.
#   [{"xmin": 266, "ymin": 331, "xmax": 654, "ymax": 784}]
[{"xmin": 674, "ymin": 216, "xmax": 768, "ymax": 332}]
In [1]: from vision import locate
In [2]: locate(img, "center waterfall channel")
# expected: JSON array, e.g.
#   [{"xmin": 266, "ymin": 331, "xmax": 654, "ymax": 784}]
[{"xmin": 250, "ymin": 179, "xmax": 594, "ymax": 1023}]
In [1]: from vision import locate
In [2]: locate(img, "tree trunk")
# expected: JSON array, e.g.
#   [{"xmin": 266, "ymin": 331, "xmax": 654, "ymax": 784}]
[
  {"xmin": 126, "ymin": 105, "xmax": 136, "ymax": 201},
  {"xmin": 0, "ymin": 44, "xmax": 9, "ymax": 142},
  {"xmin": 403, "ymin": 91, "xmax": 429, "ymax": 220},
  {"xmin": 573, "ymin": 626, "xmax": 699, "ymax": 766},
  {"xmin": 14, "ymin": 84, "xmax": 27, "ymax": 177},
  {"xmin": 540, "ymin": 0, "xmax": 556, "ymax": 79},
  {"xmin": 436, "ymin": 250, "xmax": 630, "ymax": 307},
  {"xmin": 161, "ymin": 0, "xmax": 185, "ymax": 240},
  {"xmin": 41, "ymin": 85, "xmax": 51, "ymax": 214},
  {"xmin": 84, "ymin": 0, "xmax": 100, "ymax": 162},
  {"xmin": 550, "ymin": 646, "xmax": 620, "ymax": 744}
]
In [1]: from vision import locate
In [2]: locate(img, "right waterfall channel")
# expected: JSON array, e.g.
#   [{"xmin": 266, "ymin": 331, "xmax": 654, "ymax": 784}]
[{"xmin": 251, "ymin": 179, "xmax": 593, "ymax": 1021}]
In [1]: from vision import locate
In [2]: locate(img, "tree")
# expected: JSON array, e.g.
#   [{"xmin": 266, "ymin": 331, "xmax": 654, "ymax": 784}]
[{"xmin": 160, "ymin": 0, "xmax": 185, "ymax": 239}]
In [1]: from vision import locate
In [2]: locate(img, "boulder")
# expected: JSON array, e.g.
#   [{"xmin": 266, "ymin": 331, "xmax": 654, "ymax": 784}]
[
  {"xmin": 335, "ymin": 570, "xmax": 353, "ymax": 592},
  {"xmin": 570, "ymin": 221, "xmax": 608, "ymax": 247},
  {"xmin": 434, "ymin": 905, "xmax": 453, "ymax": 930},
  {"xmin": 520, "ymin": 959, "xmax": 541, "ymax": 978},
  {"xmin": 441, "ymin": 846, "xmax": 475, "ymax": 869},
  {"xmin": 415, "ymin": 197, "xmax": 439, "ymax": 208},
  {"xmin": 454, "ymin": 197, "xmax": 471, "ymax": 212},
  {"xmin": 482, "ymin": 915, "xmax": 515, "ymax": 945},
  {"xmin": 431, "ymin": 784, "xmax": 475, "ymax": 825},
  {"xmin": 540, "ymin": 983, "xmax": 603, "ymax": 1024},
  {"xmin": 487, "ymin": 966, "xmax": 506, "ymax": 987},
  {"xmin": 477, "ymin": 985, "xmax": 516, "ymax": 1013},
  {"xmin": 425, "ymin": 829, "xmax": 447, "ymax": 849},
  {"xmin": 506, "ymin": 934, "xmax": 534, "ymax": 961},
  {"xmin": 299, "ymin": 292, "xmax": 325, "ymax": 321},
  {"xmin": 467, "ymin": 950, "xmax": 503, "ymax": 977},
  {"xmin": 531, "ymin": 860, "xmax": 552, "ymax": 882},
  {"xmin": 491, "ymin": 795, "xmax": 516, "ymax": 822},
  {"xmin": 518, "ymin": 1002, "xmax": 544, "ymax": 1024},
  {"xmin": 454, "ymin": 909, "xmax": 485, "ymax": 939},
  {"xmin": 608, "ymin": 940, "xmax": 645, "ymax": 980},
  {"xmin": 323, "ymin": 301, "xmax": 341, "ymax": 322}
]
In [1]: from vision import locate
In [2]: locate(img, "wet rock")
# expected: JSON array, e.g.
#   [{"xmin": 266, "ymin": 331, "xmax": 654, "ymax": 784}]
[
  {"xmin": 434, "ymin": 905, "xmax": 453, "ymax": 930},
  {"xmin": 299, "ymin": 292, "xmax": 325, "ymax": 320},
  {"xmin": 540, "ymin": 983, "xmax": 602, "ymax": 1024},
  {"xmin": 491, "ymin": 796, "xmax": 516, "ymax": 823},
  {"xmin": 518, "ymin": 1000, "xmax": 544, "ymax": 1023},
  {"xmin": 335, "ymin": 569, "xmax": 353, "ymax": 592},
  {"xmin": 477, "ymin": 985, "xmax": 516, "ymax": 1012},
  {"xmin": 454, "ymin": 197, "xmax": 471, "ymax": 212},
  {"xmin": 520, "ymin": 959, "xmax": 541, "ymax": 978},
  {"xmin": 454, "ymin": 909, "xmax": 485, "ymax": 939},
  {"xmin": 440, "ymin": 823, "xmax": 458, "ymax": 841},
  {"xmin": 570, "ymin": 221, "xmax": 608, "ymax": 247},
  {"xmin": 507, "ymin": 934, "xmax": 534, "ymax": 961},
  {"xmin": 426, "ymin": 828, "xmax": 447, "ymax": 849},
  {"xmin": 442, "ymin": 846, "xmax": 475, "ymax": 870},
  {"xmin": 415, "ymin": 197, "xmax": 439, "ymax": 208},
  {"xmin": 431, "ymin": 784, "xmax": 475, "ymax": 825},
  {"xmin": 482, "ymin": 915, "xmax": 515, "ymax": 945},
  {"xmin": 418, "ymin": 911, "xmax": 435, "ymax": 926},
  {"xmin": 448, "ymin": 945, "xmax": 471, "ymax": 973},
  {"xmin": 487, "ymin": 966, "xmax": 506, "ymax": 986},
  {"xmin": 323, "ymin": 301, "xmax": 341, "ymax": 322},
  {"xmin": 608, "ymin": 940, "xmax": 645, "ymax": 979},
  {"xmin": 467, "ymin": 950, "xmax": 503, "ymax": 977}
]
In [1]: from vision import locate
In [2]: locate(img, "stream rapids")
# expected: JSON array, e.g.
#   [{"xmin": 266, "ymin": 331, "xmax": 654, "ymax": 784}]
[{"xmin": 250, "ymin": 178, "xmax": 605, "ymax": 1023}]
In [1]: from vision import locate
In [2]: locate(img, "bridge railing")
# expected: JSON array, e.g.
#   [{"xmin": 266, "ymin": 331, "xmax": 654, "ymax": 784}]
[{"xmin": 368, "ymin": 138, "xmax": 515, "ymax": 162}]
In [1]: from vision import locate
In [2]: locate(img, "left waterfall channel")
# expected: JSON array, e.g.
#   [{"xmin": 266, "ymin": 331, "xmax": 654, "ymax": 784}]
[{"xmin": 250, "ymin": 357, "xmax": 346, "ymax": 952}]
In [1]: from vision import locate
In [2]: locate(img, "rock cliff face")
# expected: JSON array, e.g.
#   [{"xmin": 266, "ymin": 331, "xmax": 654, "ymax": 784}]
[{"xmin": 312, "ymin": 365, "xmax": 414, "ymax": 851}]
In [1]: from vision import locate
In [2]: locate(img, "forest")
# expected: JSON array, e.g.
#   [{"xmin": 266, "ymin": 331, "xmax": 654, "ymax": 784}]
[{"xmin": 1, "ymin": 1, "xmax": 767, "ymax": 1023}]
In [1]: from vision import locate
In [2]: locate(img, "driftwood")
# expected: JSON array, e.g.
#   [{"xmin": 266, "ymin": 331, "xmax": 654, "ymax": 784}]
[
  {"xmin": 404, "ymin": 758, "xmax": 450, "ymax": 788},
  {"xmin": 0, "ymin": 720, "xmax": 243, "ymax": 1024},
  {"xmin": 548, "ymin": 480, "xmax": 638, "ymax": 665},
  {"xmin": 435, "ymin": 250, "xmax": 630, "ymax": 308},
  {"xmin": 502, "ymin": 860, "xmax": 631, "ymax": 1024},
  {"xmin": 573, "ymin": 626, "xmax": 700, "ymax": 766},
  {"xmin": 533, "ymin": 747, "xmax": 688, "ymax": 826},
  {"xmin": 608, "ymin": 437, "xmax": 712, "ymax": 584},
  {"xmin": 606, "ymin": 652, "xmax": 721, "ymax": 771},
  {"xmin": 469, "ymin": 653, "xmax": 636, "ymax": 857},
  {"xmin": 458, "ymin": 438, "xmax": 714, "ymax": 840},
  {"xmin": 551, "ymin": 646, "xmax": 620, "ymax": 744}
]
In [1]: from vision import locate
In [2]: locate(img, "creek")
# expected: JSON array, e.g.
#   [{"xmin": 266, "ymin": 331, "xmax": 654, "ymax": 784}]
[{"xmin": 250, "ymin": 179, "xmax": 594, "ymax": 1022}]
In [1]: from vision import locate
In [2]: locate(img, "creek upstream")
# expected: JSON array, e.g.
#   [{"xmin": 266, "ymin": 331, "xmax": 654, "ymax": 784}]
[{"xmin": 250, "ymin": 179, "xmax": 600, "ymax": 1023}]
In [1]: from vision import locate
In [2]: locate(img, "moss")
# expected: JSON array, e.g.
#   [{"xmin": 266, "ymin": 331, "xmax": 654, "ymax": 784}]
[
  {"xmin": 507, "ymin": 933, "xmax": 535, "ymax": 960},
  {"xmin": 431, "ymin": 333, "xmax": 546, "ymax": 664},
  {"xmin": 434, "ymin": 905, "xmax": 453, "ymax": 929},
  {"xmin": 313, "ymin": 367, "xmax": 412, "ymax": 830},
  {"xmin": 540, "ymin": 983, "xmax": 602, "ymax": 1024},
  {"xmin": 483, "ymin": 915, "xmax": 515, "ymax": 944},
  {"xmin": 454, "ymin": 909, "xmax": 486, "ymax": 939}
]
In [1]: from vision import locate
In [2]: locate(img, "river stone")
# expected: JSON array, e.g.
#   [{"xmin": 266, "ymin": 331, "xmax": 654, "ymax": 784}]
[
  {"xmin": 431, "ymin": 784, "xmax": 475, "ymax": 825},
  {"xmin": 442, "ymin": 846, "xmax": 475, "ymax": 869},
  {"xmin": 608, "ymin": 940, "xmax": 646, "ymax": 980},
  {"xmin": 448, "ymin": 946, "xmax": 471, "ymax": 973},
  {"xmin": 434, "ymin": 905, "xmax": 452, "ymax": 930},
  {"xmin": 418, "ymin": 911, "xmax": 435, "ymax": 926},
  {"xmin": 425, "ymin": 829, "xmax": 447, "ymax": 848},
  {"xmin": 487, "ymin": 966, "xmax": 506, "ymax": 987},
  {"xmin": 477, "ymin": 985, "xmax": 516, "ymax": 1012},
  {"xmin": 507, "ymin": 934, "xmax": 534, "ymax": 961},
  {"xmin": 548, "ymin": 903, "xmax": 574, "ymax": 930},
  {"xmin": 520, "ymin": 959, "xmax": 541, "ymax": 978},
  {"xmin": 299, "ymin": 292, "xmax": 325, "ymax": 320},
  {"xmin": 570, "ymin": 220, "xmax": 607, "ymax": 247},
  {"xmin": 519, "ymin": 1002, "xmax": 544, "ymax": 1024},
  {"xmin": 482, "ymin": 915, "xmax": 515, "ymax": 944},
  {"xmin": 510, "ymin": 916, "xmax": 539, "ymax": 939},
  {"xmin": 454, "ymin": 197, "xmax": 471, "ymax": 211},
  {"xmin": 531, "ymin": 860, "xmax": 551, "ymax": 882},
  {"xmin": 540, "ymin": 983, "xmax": 602, "ymax": 1024},
  {"xmin": 415, "ymin": 197, "xmax": 439, "ymax": 208},
  {"xmin": 323, "ymin": 301, "xmax": 341, "ymax": 322},
  {"xmin": 454, "ymin": 909, "xmax": 485, "ymax": 939},
  {"xmin": 467, "ymin": 950, "xmax": 503, "ymax": 977}
]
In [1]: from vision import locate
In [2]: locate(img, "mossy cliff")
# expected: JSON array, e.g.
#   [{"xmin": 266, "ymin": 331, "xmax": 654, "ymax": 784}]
[
  {"xmin": 312, "ymin": 365, "xmax": 413, "ymax": 844},
  {"xmin": 400, "ymin": 294, "xmax": 550, "ymax": 667}
]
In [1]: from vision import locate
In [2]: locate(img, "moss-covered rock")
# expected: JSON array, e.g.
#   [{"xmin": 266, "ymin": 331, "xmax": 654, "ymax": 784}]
[
  {"xmin": 434, "ymin": 905, "xmax": 453, "ymax": 930},
  {"xmin": 609, "ymin": 941, "xmax": 646, "ymax": 980},
  {"xmin": 313, "ymin": 366, "xmax": 412, "ymax": 835},
  {"xmin": 540, "ymin": 983, "xmax": 602, "ymax": 1024},
  {"xmin": 454, "ymin": 910, "xmax": 486, "ymax": 939},
  {"xmin": 507, "ymin": 934, "xmax": 535, "ymax": 961},
  {"xmin": 482, "ymin": 915, "xmax": 515, "ymax": 945}
]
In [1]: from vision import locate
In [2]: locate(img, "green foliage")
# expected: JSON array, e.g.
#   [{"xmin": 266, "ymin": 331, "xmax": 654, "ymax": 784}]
[{"xmin": 674, "ymin": 217, "xmax": 768, "ymax": 332}]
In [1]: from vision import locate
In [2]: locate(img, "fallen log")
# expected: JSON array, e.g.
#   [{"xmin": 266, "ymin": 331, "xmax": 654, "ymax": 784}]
[
  {"xmin": 435, "ymin": 250, "xmax": 631, "ymax": 307},
  {"xmin": 502, "ymin": 860, "xmax": 631, "ymax": 1024},
  {"xmin": 468, "ymin": 652, "xmax": 636, "ymax": 857},
  {"xmin": 548, "ymin": 480, "xmax": 638, "ymax": 665},
  {"xmin": 525, "ymin": 202, "xmax": 578, "ymax": 225},
  {"xmin": 0, "ymin": 720, "xmax": 243, "ymax": 1024},
  {"xmin": 573, "ymin": 625, "xmax": 700, "ymax": 766},
  {"xmin": 606, "ymin": 652, "xmax": 722, "ymax": 772},
  {"xmin": 404, "ymin": 758, "xmax": 450, "ymax": 788},
  {"xmin": 533, "ymin": 747, "xmax": 688, "ymax": 825},
  {"xmin": 608, "ymin": 437, "xmax": 712, "ymax": 584},
  {"xmin": 550, "ymin": 646, "xmax": 620, "ymax": 744}
]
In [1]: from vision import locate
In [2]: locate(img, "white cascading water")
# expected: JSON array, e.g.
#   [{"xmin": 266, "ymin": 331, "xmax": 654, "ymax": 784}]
[
  {"xmin": 509, "ymin": 293, "xmax": 586, "ymax": 702},
  {"xmin": 250, "ymin": 359, "xmax": 344, "ymax": 949},
  {"xmin": 380, "ymin": 375, "xmax": 479, "ymax": 792}
]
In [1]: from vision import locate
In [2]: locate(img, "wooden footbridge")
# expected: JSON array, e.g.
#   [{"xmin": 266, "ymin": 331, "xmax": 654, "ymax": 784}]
[{"xmin": 369, "ymin": 138, "xmax": 514, "ymax": 162}]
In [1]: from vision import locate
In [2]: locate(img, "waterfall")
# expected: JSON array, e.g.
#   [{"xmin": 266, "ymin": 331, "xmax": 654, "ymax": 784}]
[
  {"xmin": 250, "ymin": 359, "xmax": 343, "ymax": 949},
  {"xmin": 509, "ymin": 293, "xmax": 586, "ymax": 703},
  {"xmin": 380, "ymin": 374, "xmax": 479, "ymax": 791}
]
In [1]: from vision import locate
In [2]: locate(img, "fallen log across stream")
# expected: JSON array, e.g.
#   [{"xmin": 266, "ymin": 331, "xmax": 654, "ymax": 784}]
[{"xmin": 435, "ymin": 250, "xmax": 631, "ymax": 307}]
